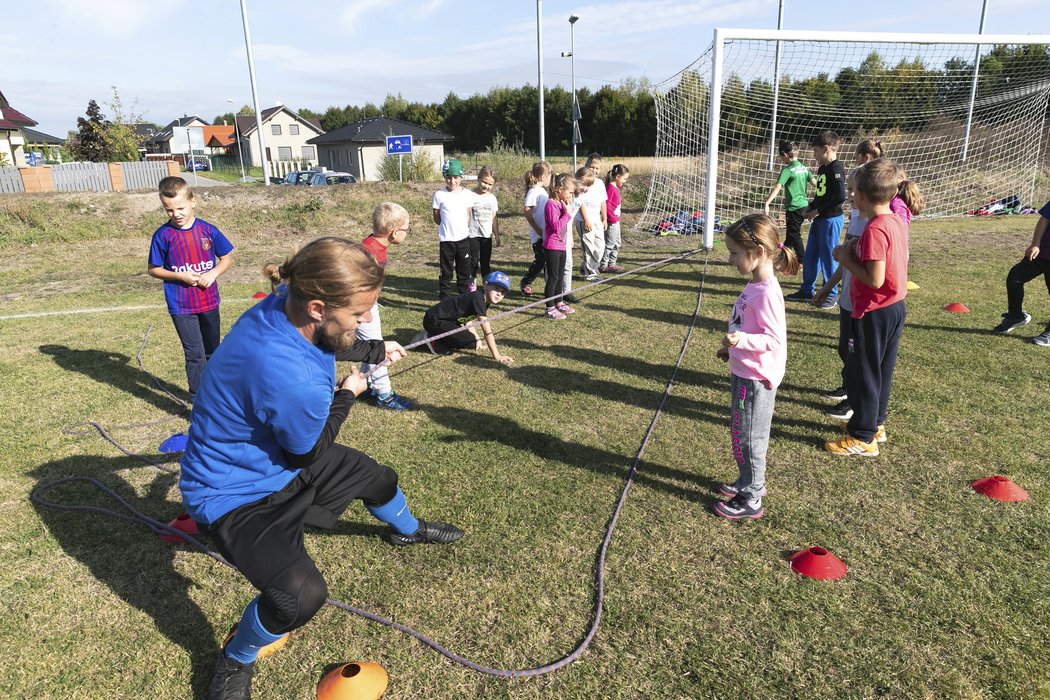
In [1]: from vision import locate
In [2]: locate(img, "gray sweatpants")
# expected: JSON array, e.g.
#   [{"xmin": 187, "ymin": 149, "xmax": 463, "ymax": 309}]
[
  {"xmin": 729, "ymin": 374, "xmax": 776, "ymax": 501},
  {"xmin": 600, "ymin": 222, "xmax": 621, "ymax": 268}
]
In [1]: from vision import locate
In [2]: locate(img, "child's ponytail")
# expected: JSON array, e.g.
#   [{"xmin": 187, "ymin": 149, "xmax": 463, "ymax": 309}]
[
  {"xmin": 525, "ymin": 161, "xmax": 552, "ymax": 189},
  {"xmin": 725, "ymin": 213, "xmax": 800, "ymax": 276},
  {"xmin": 606, "ymin": 163, "xmax": 629, "ymax": 184},
  {"xmin": 896, "ymin": 172, "xmax": 924, "ymax": 216},
  {"xmin": 856, "ymin": 138, "xmax": 884, "ymax": 160}
]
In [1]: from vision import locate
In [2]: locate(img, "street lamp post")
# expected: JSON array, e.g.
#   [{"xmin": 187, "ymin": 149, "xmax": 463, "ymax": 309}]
[
  {"xmin": 226, "ymin": 98, "xmax": 248, "ymax": 182},
  {"xmin": 561, "ymin": 14, "xmax": 580, "ymax": 172},
  {"xmin": 536, "ymin": 0, "xmax": 545, "ymax": 160}
]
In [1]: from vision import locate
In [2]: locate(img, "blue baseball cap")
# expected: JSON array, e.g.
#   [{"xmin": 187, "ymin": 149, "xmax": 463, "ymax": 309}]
[{"xmin": 484, "ymin": 271, "xmax": 511, "ymax": 292}]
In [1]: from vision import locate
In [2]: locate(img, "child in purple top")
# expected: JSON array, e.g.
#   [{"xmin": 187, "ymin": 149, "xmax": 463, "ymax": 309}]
[
  {"xmin": 992, "ymin": 199, "xmax": 1050, "ymax": 345},
  {"xmin": 714, "ymin": 214, "xmax": 800, "ymax": 520},
  {"xmin": 542, "ymin": 173, "xmax": 577, "ymax": 320},
  {"xmin": 148, "ymin": 176, "xmax": 234, "ymax": 401}
]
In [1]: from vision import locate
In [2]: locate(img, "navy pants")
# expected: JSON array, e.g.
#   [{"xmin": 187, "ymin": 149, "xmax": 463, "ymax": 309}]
[
  {"xmin": 845, "ymin": 301, "xmax": 905, "ymax": 443},
  {"xmin": 171, "ymin": 309, "xmax": 220, "ymax": 400}
]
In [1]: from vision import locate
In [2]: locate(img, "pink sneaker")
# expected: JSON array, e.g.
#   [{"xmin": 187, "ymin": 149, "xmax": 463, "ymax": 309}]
[
  {"xmin": 545, "ymin": 307, "xmax": 566, "ymax": 320},
  {"xmin": 556, "ymin": 302, "xmax": 575, "ymax": 314}
]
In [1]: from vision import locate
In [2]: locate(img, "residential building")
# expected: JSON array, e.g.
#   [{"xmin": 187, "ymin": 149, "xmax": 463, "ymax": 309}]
[
  {"xmin": 235, "ymin": 104, "xmax": 323, "ymax": 167},
  {"xmin": 22, "ymin": 127, "xmax": 65, "ymax": 163},
  {"xmin": 307, "ymin": 117, "xmax": 453, "ymax": 182},
  {"xmin": 0, "ymin": 90, "xmax": 38, "ymax": 167}
]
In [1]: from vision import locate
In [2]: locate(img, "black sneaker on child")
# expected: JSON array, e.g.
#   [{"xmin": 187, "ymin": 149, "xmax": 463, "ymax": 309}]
[
  {"xmin": 713, "ymin": 494, "xmax": 764, "ymax": 520},
  {"xmin": 383, "ymin": 520, "xmax": 464, "ymax": 546},
  {"xmin": 784, "ymin": 290, "xmax": 814, "ymax": 302},
  {"xmin": 718, "ymin": 483, "xmax": 739, "ymax": 497},
  {"xmin": 564, "ymin": 294, "xmax": 581, "ymax": 304},
  {"xmin": 208, "ymin": 653, "xmax": 254, "ymax": 700},
  {"xmin": 826, "ymin": 399, "xmax": 853, "ymax": 421},
  {"xmin": 992, "ymin": 311, "xmax": 1031, "ymax": 334},
  {"xmin": 823, "ymin": 386, "xmax": 848, "ymax": 401}
]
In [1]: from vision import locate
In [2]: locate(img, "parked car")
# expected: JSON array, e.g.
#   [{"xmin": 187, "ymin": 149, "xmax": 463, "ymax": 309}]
[
  {"xmin": 306, "ymin": 171, "xmax": 357, "ymax": 186},
  {"xmin": 280, "ymin": 170, "xmax": 313, "ymax": 186},
  {"xmin": 185, "ymin": 157, "xmax": 211, "ymax": 172}
]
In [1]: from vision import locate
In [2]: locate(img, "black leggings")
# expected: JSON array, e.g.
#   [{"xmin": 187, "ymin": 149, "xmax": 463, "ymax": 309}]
[
  {"xmin": 469, "ymin": 237, "xmax": 493, "ymax": 279},
  {"xmin": 522, "ymin": 240, "xmax": 546, "ymax": 287},
  {"xmin": 544, "ymin": 248, "xmax": 566, "ymax": 308},
  {"xmin": 205, "ymin": 444, "xmax": 398, "ymax": 634},
  {"xmin": 1005, "ymin": 256, "xmax": 1050, "ymax": 319}
]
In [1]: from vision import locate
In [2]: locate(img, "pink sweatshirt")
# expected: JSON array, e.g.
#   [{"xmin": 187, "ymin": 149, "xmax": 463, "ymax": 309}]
[
  {"xmin": 727, "ymin": 277, "xmax": 787, "ymax": 389},
  {"xmin": 543, "ymin": 199, "xmax": 571, "ymax": 250},
  {"xmin": 606, "ymin": 182, "xmax": 622, "ymax": 224}
]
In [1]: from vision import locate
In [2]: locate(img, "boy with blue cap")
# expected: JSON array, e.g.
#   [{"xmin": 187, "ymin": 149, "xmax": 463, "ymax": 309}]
[{"xmin": 413, "ymin": 271, "xmax": 514, "ymax": 364}]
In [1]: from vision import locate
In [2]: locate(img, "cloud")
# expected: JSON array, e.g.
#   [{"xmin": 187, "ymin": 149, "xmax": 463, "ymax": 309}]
[
  {"xmin": 46, "ymin": 0, "xmax": 160, "ymax": 38},
  {"xmin": 338, "ymin": 0, "xmax": 392, "ymax": 32}
]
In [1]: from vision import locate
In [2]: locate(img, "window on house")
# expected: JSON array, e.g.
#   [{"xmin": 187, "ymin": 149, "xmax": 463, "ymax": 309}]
[
  {"xmin": 289, "ymin": 124, "xmax": 300, "ymax": 135},
  {"xmin": 271, "ymin": 124, "xmax": 282, "ymax": 136},
  {"xmin": 278, "ymin": 146, "xmax": 293, "ymax": 160},
  {"xmin": 301, "ymin": 145, "xmax": 315, "ymax": 160}
]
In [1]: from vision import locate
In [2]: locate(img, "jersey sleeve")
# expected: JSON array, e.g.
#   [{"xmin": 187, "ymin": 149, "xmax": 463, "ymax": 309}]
[
  {"xmin": 210, "ymin": 225, "xmax": 234, "ymax": 256},
  {"xmin": 263, "ymin": 379, "xmax": 332, "ymax": 456},
  {"xmin": 147, "ymin": 229, "xmax": 169, "ymax": 268},
  {"xmin": 776, "ymin": 166, "xmax": 791, "ymax": 186}
]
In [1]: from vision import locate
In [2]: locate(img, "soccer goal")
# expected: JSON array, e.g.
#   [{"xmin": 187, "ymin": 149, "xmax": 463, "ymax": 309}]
[{"xmin": 639, "ymin": 29, "xmax": 1050, "ymax": 248}]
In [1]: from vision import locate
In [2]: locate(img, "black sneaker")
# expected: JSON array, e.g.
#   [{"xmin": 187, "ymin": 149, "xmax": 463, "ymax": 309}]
[
  {"xmin": 823, "ymin": 386, "xmax": 848, "ymax": 401},
  {"xmin": 208, "ymin": 653, "xmax": 254, "ymax": 700},
  {"xmin": 718, "ymin": 483, "xmax": 739, "ymax": 497},
  {"xmin": 383, "ymin": 520, "xmax": 464, "ymax": 546},
  {"xmin": 826, "ymin": 399, "xmax": 853, "ymax": 421},
  {"xmin": 784, "ymin": 290, "xmax": 814, "ymax": 302},
  {"xmin": 992, "ymin": 311, "xmax": 1031, "ymax": 334},
  {"xmin": 564, "ymin": 294, "xmax": 581, "ymax": 304},
  {"xmin": 713, "ymin": 494, "xmax": 763, "ymax": 520}
]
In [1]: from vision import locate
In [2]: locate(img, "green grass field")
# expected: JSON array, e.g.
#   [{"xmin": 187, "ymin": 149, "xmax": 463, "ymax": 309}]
[{"xmin": 0, "ymin": 179, "xmax": 1047, "ymax": 699}]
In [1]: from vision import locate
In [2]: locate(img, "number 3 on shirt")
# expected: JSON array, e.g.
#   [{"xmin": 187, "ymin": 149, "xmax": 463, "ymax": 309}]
[{"xmin": 815, "ymin": 174, "xmax": 827, "ymax": 197}]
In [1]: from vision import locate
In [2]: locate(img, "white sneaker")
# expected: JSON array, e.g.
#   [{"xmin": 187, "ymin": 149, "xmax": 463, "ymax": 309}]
[
  {"xmin": 410, "ymin": 330, "xmax": 436, "ymax": 354},
  {"xmin": 1032, "ymin": 330, "xmax": 1050, "ymax": 346}
]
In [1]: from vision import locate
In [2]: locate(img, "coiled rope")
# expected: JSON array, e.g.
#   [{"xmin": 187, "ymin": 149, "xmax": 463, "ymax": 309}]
[{"xmin": 31, "ymin": 247, "xmax": 710, "ymax": 677}]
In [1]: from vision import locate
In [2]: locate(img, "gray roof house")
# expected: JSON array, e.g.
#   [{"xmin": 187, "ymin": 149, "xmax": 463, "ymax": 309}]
[{"xmin": 307, "ymin": 117, "xmax": 453, "ymax": 181}]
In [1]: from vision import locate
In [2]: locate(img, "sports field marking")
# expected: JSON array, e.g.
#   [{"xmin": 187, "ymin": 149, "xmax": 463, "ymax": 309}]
[{"xmin": 0, "ymin": 298, "xmax": 258, "ymax": 321}]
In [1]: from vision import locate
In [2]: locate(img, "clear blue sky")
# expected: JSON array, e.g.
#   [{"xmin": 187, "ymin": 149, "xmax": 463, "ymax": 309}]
[{"xmin": 5, "ymin": 0, "xmax": 1049, "ymax": 137}]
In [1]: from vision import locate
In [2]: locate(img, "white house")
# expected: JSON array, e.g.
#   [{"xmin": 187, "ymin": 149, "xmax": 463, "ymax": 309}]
[
  {"xmin": 307, "ymin": 117, "xmax": 453, "ymax": 181},
  {"xmin": 235, "ymin": 104, "xmax": 324, "ymax": 167},
  {"xmin": 0, "ymin": 90, "xmax": 38, "ymax": 167}
]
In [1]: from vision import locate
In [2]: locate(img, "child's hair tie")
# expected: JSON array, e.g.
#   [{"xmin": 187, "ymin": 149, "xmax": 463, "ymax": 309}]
[{"xmin": 776, "ymin": 242, "xmax": 784, "ymax": 249}]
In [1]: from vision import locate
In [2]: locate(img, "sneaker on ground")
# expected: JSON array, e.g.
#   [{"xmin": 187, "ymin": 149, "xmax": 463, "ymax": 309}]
[
  {"xmin": 409, "ymin": 330, "xmax": 437, "ymax": 355},
  {"xmin": 826, "ymin": 399, "xmax": 853, "ymax": 421},
  {"xmin": 823, "ymin": 386, "xmax": 848, "ymax": 401},
  {"xmin": 606, "ymin": 263, "xmax": 625, "ymax": 272},
  {"xmin": 556, "ymin": 302, "xmax": 576, "ymax": 314},
  {"xmin": 713, "ymin": 494, "xmax": 764, "ymax": 520},
  {"xmin": 545, "ymin": 307, "xmax": 567, "ymax": 320},
  {"xmin": 208, "ymin": 653, "xmax": 254, "ymax": 700},
  {"xmin": 564, "ymin": 294, "xmax": 581, "ymax": 304},
  {"xmin": 372, "ymin": 390, "xmax": 412, "ymax": 411},
  {"xmin": 584, "ymin": 274, "xmax": 601, "ymax": 282},
  {"xmin": 824, "ymin": 434, "xmax": 879, "ymax": 456},
  {"xmin": 718, "ymin": 483, "xmax": 739, "ymax": 498},
  {"xmin": 520, "ymin": 281, "xmax": 532, "ymax": 297},
  {"xmin": 785, "ymin": 290, "xmax": 815, "ymax": 302},
  {"xmin": 992, "ymin": 311, "xmax": 1031, "ymax": 334},
  {"xmin": 1032, "ymin": 330, "xmax": 1050, "ymax": 346},
  {"xmin": 383, "ymin": 520, "xmax": 464, "ymax": 546},
  {"xmin": 817, "ymin": 297, "xmax": 838, "ymax": 309},
  {"xmin": 598, "ymin": 265, "xmax": 609, "ymax": 273},
  {"xmin": 838, "ymin": 421, "xmax": 886, "ymax": 443}
]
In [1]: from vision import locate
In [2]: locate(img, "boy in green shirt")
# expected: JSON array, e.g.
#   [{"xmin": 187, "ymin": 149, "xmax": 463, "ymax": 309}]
[{"xmin": 763, "ymin": 139, "xmax": 812, "ymax": 260}]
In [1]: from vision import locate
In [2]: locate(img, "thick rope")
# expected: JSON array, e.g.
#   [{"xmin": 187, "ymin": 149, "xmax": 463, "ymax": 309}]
[{"xmin": 30, "ymin": 248, "xmax": 710, "ymax": 677}]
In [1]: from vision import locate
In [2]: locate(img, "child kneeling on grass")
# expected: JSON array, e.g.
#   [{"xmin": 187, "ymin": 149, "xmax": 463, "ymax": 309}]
[
  {"xmin": 714, "ymin": 214, "xmax": 799, "ymax": 520},
  {"xmin": 991, "ymin": 198, "xmax": 1050, "ymax": 345},
  {"xmin": 413, "ymin": 271, "xmax": 514, "ymax": 364}
]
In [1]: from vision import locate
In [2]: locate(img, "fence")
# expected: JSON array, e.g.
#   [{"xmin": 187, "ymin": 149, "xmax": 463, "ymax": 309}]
[
  {"xmin": 52, "ymin": 163, "xmax": 112, "ymax": 192},
  {"xmin": 0, "ymin": 166, "xmax": 24, "ymax": 193},
  {"xmin": 121, "ymin": 161, "xmax": 172, "ymax": 191}
]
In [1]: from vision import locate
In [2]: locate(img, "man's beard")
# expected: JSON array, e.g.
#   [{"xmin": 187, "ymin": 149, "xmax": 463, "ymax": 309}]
[{"xmin": 315, "ymin": 324, "xmax": 356, "ymax": 353}]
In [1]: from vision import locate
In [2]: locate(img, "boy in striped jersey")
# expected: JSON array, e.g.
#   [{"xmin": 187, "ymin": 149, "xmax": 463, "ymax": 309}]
[{"xmin": 148, "ymin": 176, "xmax": 234, "ymax": 402}]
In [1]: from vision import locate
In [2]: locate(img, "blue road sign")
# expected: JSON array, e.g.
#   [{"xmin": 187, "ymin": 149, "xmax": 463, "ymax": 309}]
[{"xmin": 386, "ymin": 135, "xmax": 413, "ymax": 155}]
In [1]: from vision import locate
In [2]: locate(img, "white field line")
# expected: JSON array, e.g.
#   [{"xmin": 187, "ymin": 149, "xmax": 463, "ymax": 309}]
[{"xmin": 0, "ymin": 298, "xmax": 257, "ymax": 321}]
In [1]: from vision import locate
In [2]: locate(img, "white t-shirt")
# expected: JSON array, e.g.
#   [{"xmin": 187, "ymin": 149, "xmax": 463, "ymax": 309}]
[
  {"xmin": 574, "ymin": 184, "xmax": 604, "ymax": 231},
  {"xmin": 592, "ymin": 177, "xmax": 608, "ymax": 217},
  {"xmin": 432, "ymin": 187, "xmax": 473, "ymax": 242},
  {"xmin": 469, "ymin": 191, "xmax": 499, "ymax": 239},
  {"xmin": 523, "ymin": 185, "xmax": 549, "ymax": 244}
]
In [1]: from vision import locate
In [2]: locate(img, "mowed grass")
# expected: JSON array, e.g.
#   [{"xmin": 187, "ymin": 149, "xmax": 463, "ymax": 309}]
[{"xmin": 0, "ymin": 177, "xmax": 1047, "ymax": 700}]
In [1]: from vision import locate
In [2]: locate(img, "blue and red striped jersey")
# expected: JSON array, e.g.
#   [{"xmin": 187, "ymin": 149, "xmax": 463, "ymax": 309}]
[{"xmin": 148, "ymin": 218, "xmax": 234, "ymax": 315}]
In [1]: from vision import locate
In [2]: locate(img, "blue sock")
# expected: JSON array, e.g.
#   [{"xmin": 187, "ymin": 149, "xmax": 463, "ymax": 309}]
[
  {"xmin": 223, "ymin": 597, "xmax": 284, "ymax": 664},
  {"xmin": 366, "ymin": 486, "xmax": 419, "ymax": 535}
]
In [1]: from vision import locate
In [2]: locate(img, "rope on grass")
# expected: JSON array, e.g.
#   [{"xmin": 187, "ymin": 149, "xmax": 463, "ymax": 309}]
[{"xmin": 31, "ymin": 248, "xmax": 711, "ymax": 677}]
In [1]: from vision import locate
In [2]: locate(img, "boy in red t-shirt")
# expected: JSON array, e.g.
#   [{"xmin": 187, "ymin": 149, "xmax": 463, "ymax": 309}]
[
  {"xmin": 352, "ymin": 201, "xmax": 412, "ymax": 411},
  {"xmin": 825, "ymin": 159, "xmax": 914, "ymax": 457}
]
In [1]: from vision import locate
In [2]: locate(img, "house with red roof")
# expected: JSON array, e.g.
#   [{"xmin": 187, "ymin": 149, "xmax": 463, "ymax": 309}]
[{"xmin": 0, "ymin": 90, "xmax": 39, "ymax": 167}]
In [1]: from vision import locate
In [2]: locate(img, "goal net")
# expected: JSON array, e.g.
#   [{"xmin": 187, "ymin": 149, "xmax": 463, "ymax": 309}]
[{"xmin": 638, "ymin": 30, "xmax": 1050, "ymax": 245}]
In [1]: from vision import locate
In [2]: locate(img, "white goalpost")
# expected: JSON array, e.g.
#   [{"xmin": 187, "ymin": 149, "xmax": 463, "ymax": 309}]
[{"xmin": 640, "ymin": 29, "xmax": 1050, "ymax": 249}]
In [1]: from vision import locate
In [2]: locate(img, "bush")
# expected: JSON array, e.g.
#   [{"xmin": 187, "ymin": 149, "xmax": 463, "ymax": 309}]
[{"xmin": 376, "ymin": 150, "xmax": 437, "ymax": 182}]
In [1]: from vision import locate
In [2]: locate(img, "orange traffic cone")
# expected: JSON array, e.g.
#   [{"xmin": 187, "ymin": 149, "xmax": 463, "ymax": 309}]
[
  {"xmin": 971, "ymin": 475, "xmax": 1029, "ymax": 502},
  {"xmin": 317, "ymin": 662, "xmax": 388, "ymax": 700}
]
